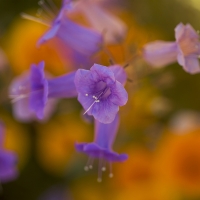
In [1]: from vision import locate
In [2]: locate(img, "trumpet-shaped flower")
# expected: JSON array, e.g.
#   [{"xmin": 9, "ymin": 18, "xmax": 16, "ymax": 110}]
[
  {"xmin": 0, "ymin": 122, "xmax": 18, "ymax": 183},
  {"xmin": 76, "ymin": 114, "xmax": 128, "ymax": 182},
  {"xmin": 36, "ymin": 0, "xmax": 103, "ymax": 57},
  {"xmin": 71, "ymin": 0, "xmax": 127, "ymax": 44},
  {"xmin": 74, "ymin": 64, "xmax": 128, "ymax": 124},
  {"xmin": 143, "ymin": 23, "xmax": 200, "ymax": 74},
  {"xmin": 9, "ymin": 61, "xmax": 77, "ymax": 121}
]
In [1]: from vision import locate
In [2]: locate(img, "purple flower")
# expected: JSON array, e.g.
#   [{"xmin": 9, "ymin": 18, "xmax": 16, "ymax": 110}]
[
  {"xmin": 74, "ymin": 64, "xmax": 128, "ymax": 124},
  {"xmin": 0, "ymin": 122, "xmax": 18, "ymax": 183},
  {"xmin": 9, "ymin": 61, "xmax": 77, "ymax": 121},
  {"xmin": 143, "ymin": 23, "xmax": 200, "ymax": 74},
  {"xmin": 76, "ymin": 114, "xmax": 128, "ymax": 182},
  {"xmin": 37, "ymin": 2, "xmax": 103, "ymax": 57},
  {"xmin": 71, "ymin": 0, "xmax": 127, "ymax": 44}
]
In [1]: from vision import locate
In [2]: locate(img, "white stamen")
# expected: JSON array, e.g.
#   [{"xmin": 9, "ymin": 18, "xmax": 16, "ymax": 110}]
[
  {"xmin": 83, "ymin": 91, "xmax": 105, "ymax": 115},
  {"xmin": 85, "ymin": 94, "xmax": 88, "ymax": 96},
  {"xmin": 83, "ymin": 100, "xmax": 97, "ymax": 115},
  {"xmin": 109, "ymin": 162, "xmax": 113, "ymax": 178},
  {"xmin": 93, "ymin": 95, "xmax": 97, "ymax": 99},
  {"xmin": 10, "ymin": 94, "xmax": 29, "ymax": 103},
  {"xmin": 47, "ymin": 0, "xmax": 59, "ymax": 13},
  {"xmin": 38, "ymin": 0, "xmax": 55, "ymax": 17},
  {"xmin": 21, "ymin": 13, "xmax": 50, "ymax": 26},
  {"xmin": 102, "ymin": 167, "xmax": 106, "ymax": 171},
  {"xmin": 109, "ymin": 173, "xmax": 113, "ymax": 178}
]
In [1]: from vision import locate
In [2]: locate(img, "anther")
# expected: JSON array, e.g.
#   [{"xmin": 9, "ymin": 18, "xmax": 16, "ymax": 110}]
[
  {"xmin": 109, "ymin": 173, "xmax": 113, "ymax": 178},
  {"xmin": 102, "ymin": 167, "xmax": 106, "ymax": 171},
  {"xmin": 85, "ymin": 94, "xmax": 88, "ymax": 96}
]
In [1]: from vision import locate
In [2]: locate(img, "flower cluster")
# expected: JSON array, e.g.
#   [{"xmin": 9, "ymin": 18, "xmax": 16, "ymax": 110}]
[{"xmin": 1, "ymin": 0, "xmax": 200, "ymax": 191}]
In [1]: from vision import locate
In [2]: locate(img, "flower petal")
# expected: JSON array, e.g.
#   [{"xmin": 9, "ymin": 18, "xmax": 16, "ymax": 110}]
[
  {"xmin": 48, "ymin": 71, "xmax": 77, "ymax": 98},
  {"xmin": 109, "ymin": 65, "xmax": 127, "ymax": 85},
  {"xmin": 0, "ymin": 151, "xmax": 18, "ymax": 183},
  {"xmin": 30, "ymin": 61, "xmax": 48, "ymax": 119},
  {"xmin": 143, "ymin": 41, "xmax": 178, "ymax": 67},
  {"xmin": 177, "ymin": 53, "xmax": 200, "ymax": 74},
  {"xmin": 91, "ymin": 99, "xmax": 119, "ymax": 124},
  {"xmin": 175, "ymin": 23, "xmax": 199, "ymax": 42},
  {"xmin": 90, "ymin": 64, "xmax": 115, "ymax": 85},
  {"xmin": 110, "ymin": 81, "xmax": 128, "ymax": 106},
  {"xmin": 74, "ymin": 69, "xmax": 94, "ymax": 95},
  {"xmin": 38, "ymin": 15, "xmax": 103, "ymax": 56}
]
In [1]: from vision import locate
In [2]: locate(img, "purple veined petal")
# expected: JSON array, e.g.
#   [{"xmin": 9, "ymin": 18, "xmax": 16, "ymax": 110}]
[
  {"xmin": 0, "ymin": 151, "xmax": 18, "ymax": 183},
  {"xmin": 143, "ymin": 41, "xmax": 178, "ymax": 67},
  {"xmin": 90, "ymin": 64, "xmax": 115, "ymax": 85},
  {"xmin": 109, "ymin": 81, "xmax": 128, "ymax": 106},
  {"xmin": 73, "ymin": 0, "xmax": 127, "ymax": 44},
  {"xmin": 177, "ymin": 53, "xmax": 200, "ymax": 74},
  {"xmin": 90, "ymin": 99, "xmax": 119, "ymax": 124},
  {"xmin": 29, "ymin": 61, "xmax": 48, "ymax": 120},
  {"xmin": 74, "ymin": 69, "xmax": 94, "ymax": 95},
  {"xmin": 48, "ymin": 71, "xmax": 77, "ymax": 98},
  {"xmin": 109, "ymin": 65, "xmax": 127, "ymax": 85},
  {"xmin": 38, "ymin": 14, "xmax": 103, "ymax": 56}
]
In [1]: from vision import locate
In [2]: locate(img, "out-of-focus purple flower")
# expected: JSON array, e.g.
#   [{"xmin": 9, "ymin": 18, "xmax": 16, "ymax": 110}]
[
  {"xmin": 71, "ymin": 0, "xmax": 127, "ymax": 44},
  {"xmin": 143, "ymin": 23, "xmax": 200, "ymax": 74},
  {"xmin": 76, "ymin": 114, "xmax": 128, "ymax": 182},
  {"xmin": 37, "ymin": 1, "xmax": 103, "ymax": 57},
  {"xmin": 74, "ymin": 64, "xmax": 128, "ymax": 124},
  {"xmin": 9, "ymin": 61, "xmax": 77, "ymax": 122},
  {"xmin": 0, "ymin": 122, "xmax": 18, "ymax": 183}
]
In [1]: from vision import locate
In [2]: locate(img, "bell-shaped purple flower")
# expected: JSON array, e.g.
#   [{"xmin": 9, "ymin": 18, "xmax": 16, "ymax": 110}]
[
  {"xmin": 0, "ymin": 122, "xmax": 18, "ymax": 183},
  {"xmin": 76, "ymin": 114, "xmax": 128, "ymax": 182},
  {"xmin": 74, "ymin": 64, "xmax": 128, "ymax": 124},
  {"xmin": 37, "ymin": 3, "xmax": 103, "ymax": 57},
  {"xmin": 9, "ymin": 61, "xmax": 77, "ymax": 121},
  {"xmin": 143, "ymin": 23, "xmax": 200, "ymax": 74}
]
